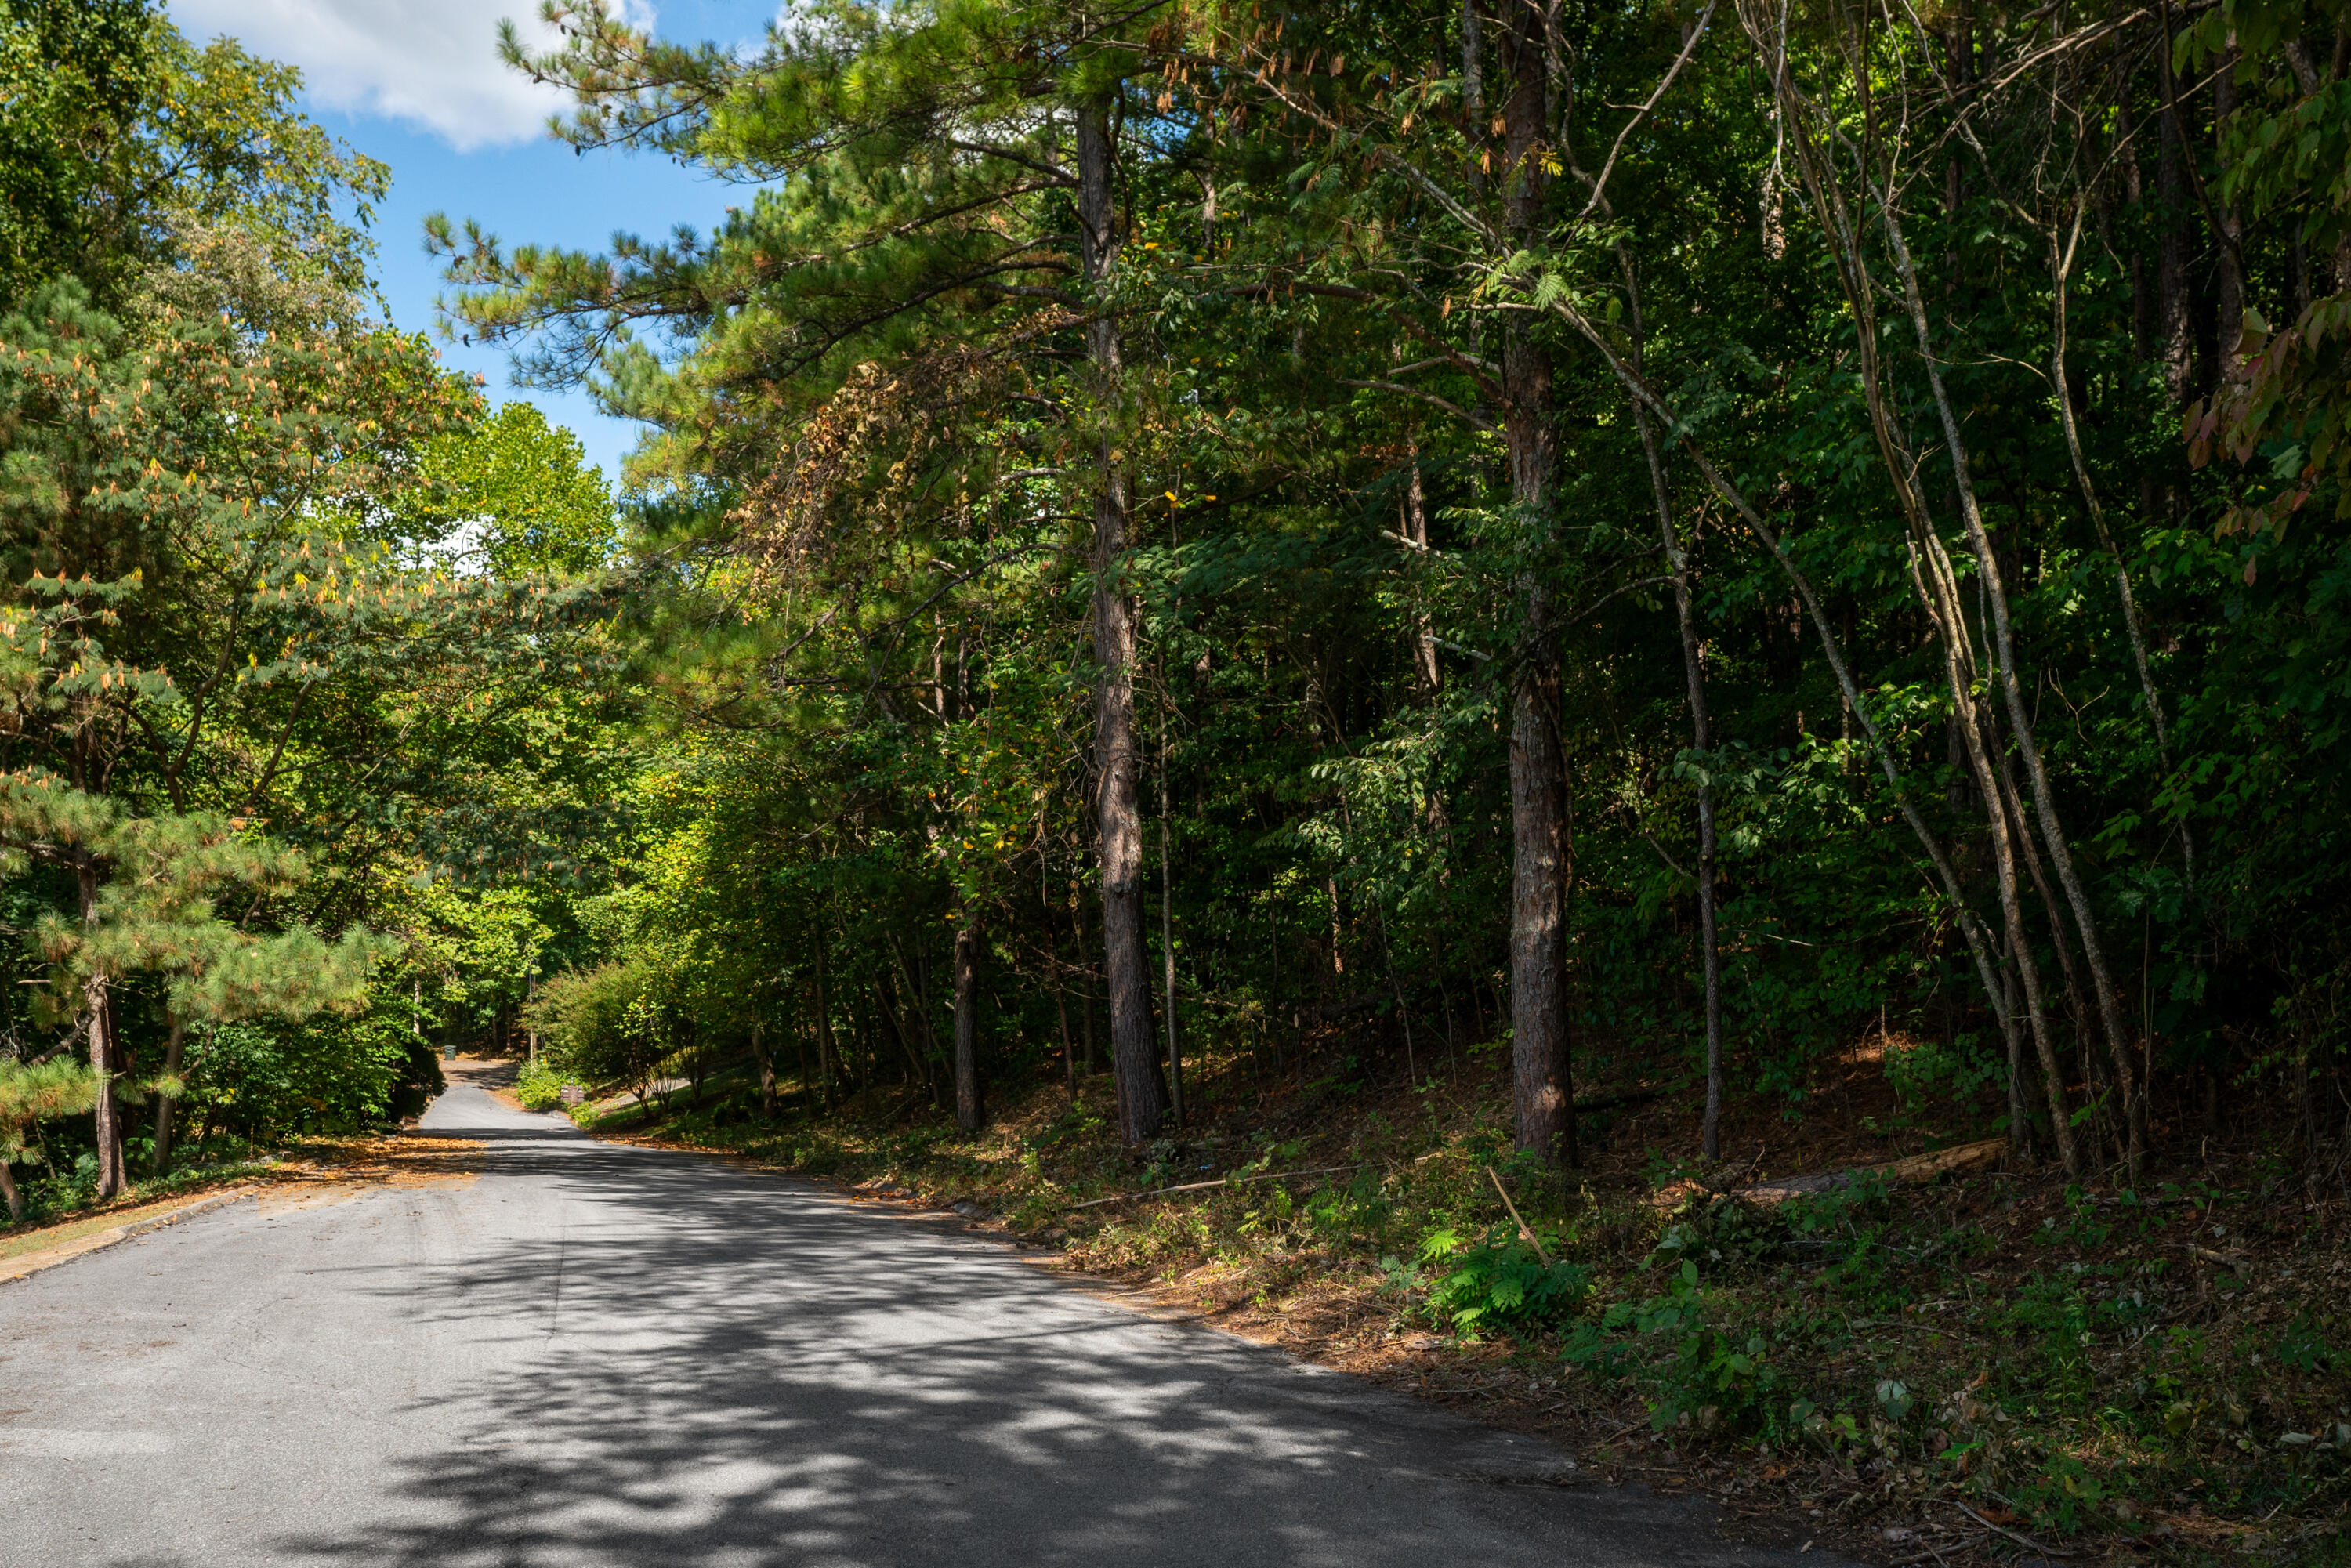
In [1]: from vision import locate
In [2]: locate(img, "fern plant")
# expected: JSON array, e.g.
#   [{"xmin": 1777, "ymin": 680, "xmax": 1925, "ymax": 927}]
[{"xmin": 1417, "ymin": 1223, "xmax": 1591, "ymax": 1339}]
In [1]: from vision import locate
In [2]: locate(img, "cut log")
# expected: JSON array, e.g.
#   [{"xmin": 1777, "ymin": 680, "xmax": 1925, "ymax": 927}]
[{"xmin": 1730, "ymin": 1138, "xmax": 2006, "ymax": 1205}]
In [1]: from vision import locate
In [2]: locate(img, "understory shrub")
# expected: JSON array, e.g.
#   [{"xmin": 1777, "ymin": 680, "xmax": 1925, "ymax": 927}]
[
  {"xmin": 516, "ymin": 1059, "xmax": 563, "ymax": 1111},
  {"xmin": 1415, "ymin": 1223, "xmax": 1592, "ymax": 1338}
]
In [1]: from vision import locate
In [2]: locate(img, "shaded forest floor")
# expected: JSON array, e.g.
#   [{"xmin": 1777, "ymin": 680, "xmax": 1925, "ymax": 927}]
[{"xmin": 555, "ymin": 1037, "xmax": 2348, "ymax": 1566}]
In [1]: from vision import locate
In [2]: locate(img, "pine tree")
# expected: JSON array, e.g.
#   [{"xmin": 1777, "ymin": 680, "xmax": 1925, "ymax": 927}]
[
  {"xmin": 447, "ymin": 0, "xmax": 1176, "ymax": 1139},
  {"xmin": 0, "ymin": 1058, "xmax": 97, "ymax": 1221}
]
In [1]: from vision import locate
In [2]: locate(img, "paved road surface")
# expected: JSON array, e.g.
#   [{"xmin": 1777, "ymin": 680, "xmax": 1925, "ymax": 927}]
[{"xmin": 1, "ymin": 1082, "xmax": 1812, "ymax": 1566}]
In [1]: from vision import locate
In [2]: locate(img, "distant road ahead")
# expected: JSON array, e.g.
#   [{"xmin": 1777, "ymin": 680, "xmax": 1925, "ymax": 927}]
[{"xmin": 0, "ymin": 1080, "xmax": 1808, "ymax": 1567}]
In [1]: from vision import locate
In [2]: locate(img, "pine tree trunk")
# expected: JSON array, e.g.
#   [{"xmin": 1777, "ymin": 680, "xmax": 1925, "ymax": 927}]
[
  {"xmin": 953, "ymin": 911, "xmax": 984, "ymax": 1132},
  {"xmin": 79, "ymin": 860, "xmax": 123, "ymax": 1200},
  {"xmin": 1079, "ymin": 96, "xmax": 1169, "ymax": 1146},
  {"xmin": 813, "ymin": 948, "xmax": 837, "ymax": 1106},
  {"xmin": 2156, "ymin": 90, "xmax": 2193, "ymax": 406},
  {"xmin": 1069, "ymin": 892, "xmax": 1098, "ymax": 1074},
  {"xmin": 755, "ymin": 1017, "xmax": 776, "ymax": 1119},
  {"xmin": 1052, "ymin": 936, "xmax": 1076, "ymax": 1100},
  {"xmin": 2213, "ymin": 42, "xmax": 2244, "ymax": 375},
  {"xmin": 1497, "ymin": 2, "xmax": 1573, "ymax": 1166},
  {"xmin": 1159, "ymin": 701, "xmax": 1184, "ymax": 1128},
  {"xmin": 0, "ymin": 1157, "xmax": 18, "ymax": 1223},
  {"xmin": 150, "ymin": 1016, "xmax": 186, "ymax": 1177}
]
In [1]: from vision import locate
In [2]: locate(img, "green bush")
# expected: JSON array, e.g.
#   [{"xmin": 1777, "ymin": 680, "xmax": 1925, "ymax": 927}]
[
  {"xmin": 516, "ymin": 1059, "xmax": 563, "ymax": 1112},
  {"xmin": 186, "ymin": 1004, "xmax": 437, "ymax": 1139}
]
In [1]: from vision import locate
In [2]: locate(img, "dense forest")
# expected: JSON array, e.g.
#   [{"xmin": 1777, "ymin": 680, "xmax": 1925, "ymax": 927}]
[
  {"xmin": 427, "ymin": 0, "xmax": 2351, "ymax": 1187},
  {"xmin": 4, "ymin": 0, "xmax": 2348, "ymax": 1552}
]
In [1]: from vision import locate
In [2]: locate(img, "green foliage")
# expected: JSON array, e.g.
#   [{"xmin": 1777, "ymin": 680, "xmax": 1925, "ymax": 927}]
[
  {"xmin": 0, "ymin": 1057, "xmax": 99, "ymax": 1157},
  {"xmin": 408, "ymin": 403, "xmax": 614, "ymax": 574},
  {"xmin": 0, "ymin": 1, "xmax": 386, "ymax": 305},
  {"xmin": 1569, "ymin": 1258, "xmax": 1785, "ymax": 1436},
  {"xmin": 1417, "ymin": 1222, "xmax": 1592, "ymax": 1338},
  {"xmin": 0, "ymin": 0, "xmax": 153, "ymax": 299},
  {"xmin": 530, "ymin": 951, "xmax": 680, "ymax": 1095},
  {"xmin": 185, "ymin": 998, "xmax": 442, "ymax": 1138},
  {"xmin": 0, "ymin": 3, "xmax": 621, "ymax": 1189},
  {"xmin": 516, "ymin": 1058, "xmax": 564, "ymax": 1111}
]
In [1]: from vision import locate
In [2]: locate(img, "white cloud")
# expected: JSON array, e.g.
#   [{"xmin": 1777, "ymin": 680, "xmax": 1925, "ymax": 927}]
[{"xmin": 169, "ymin": 1, "xmax": 606, "ymax": 151}]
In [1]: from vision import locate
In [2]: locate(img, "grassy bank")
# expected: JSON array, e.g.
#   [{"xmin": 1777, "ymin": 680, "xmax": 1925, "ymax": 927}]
[{"xmin": 0, "ymin": 1137, "xmax": 281, "ymax": 1237}]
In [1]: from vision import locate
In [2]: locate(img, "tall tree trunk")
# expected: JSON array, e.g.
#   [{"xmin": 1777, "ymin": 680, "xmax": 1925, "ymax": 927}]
[
  {"xmin": 1078, "ymin": 96, "xmax": 1169, "ymax": 1146},
  {"xmin": 150, "ymin": 1016, "xmax": 187, "ymax": 1176},
  {"xmin": 1876, "ymin": 200, "xmax": 2128, "ymax": 1175},
  {"xmin": 755, "ymin": 1016, "xmax": 776, "ymax": 1119},
  {"xmin": 813, "ymin": 946, "xmax": 836, "ymax": 1106},
  {"xmin": 79, "ymin": 860, "xmax": 122, "ymax": 1200},
  {"xmin": 1497, "ymin": 0, "xmax": 1574, "ymax": 1165},
  {"xmin": 1159, "ymin": 695, "xmax": 1184, "ymax": 1128},
  {"xmin": 1407, "ymin": 445, "xmax": 1440, "ymax": 694},
  {"xmin": 1052, "ymin": 935, "xmax": 1077, "ymax": 1099},
  {"xmin": 2155, "ymin": 80, "xmax": 2193, "ymax": 407},
  {"xmin": 2212, "ymin": 40, "xmax": 2244, "ymax": 375},
  {"xmin": 952, "ymin": 911, "xmax": 984, "ymax": 1132},
  {"xmin": 1620, "ymin": 236, "xmax": 1724, "ymax": 1164},
  {"xmin": 1069, "ymin": 890, "xmax": 1099, "ymax": 1074}
]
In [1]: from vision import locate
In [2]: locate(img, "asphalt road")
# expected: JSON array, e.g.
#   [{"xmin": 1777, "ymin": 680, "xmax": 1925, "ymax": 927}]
[{"xmin": 1, "ymin": 1082, "xmax": 1816, "ymax": 1567}]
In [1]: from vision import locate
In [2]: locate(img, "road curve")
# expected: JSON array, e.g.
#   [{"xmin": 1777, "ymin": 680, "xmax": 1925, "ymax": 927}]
[{"xmin": 0, "ymin": 1081, "xmax": 1810, "ymax": 1567}]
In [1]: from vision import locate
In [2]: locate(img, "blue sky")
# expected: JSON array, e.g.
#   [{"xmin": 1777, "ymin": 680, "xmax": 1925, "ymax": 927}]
[{"xmin": 169, "ymin": 2, "xmax": 782, "ymax": 485}]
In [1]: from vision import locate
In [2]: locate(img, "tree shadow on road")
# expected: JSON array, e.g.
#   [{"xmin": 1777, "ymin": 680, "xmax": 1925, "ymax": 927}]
[{"xmin": 273, "ymin": 1138, "xmax": 1782, "ymax": 1568}]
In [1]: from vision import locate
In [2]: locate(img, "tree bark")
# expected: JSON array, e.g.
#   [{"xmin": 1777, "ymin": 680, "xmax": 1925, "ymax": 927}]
[
  {"xmin": 1052, "ymin": 936, "xmax": 1077, "ymax": 1099},
  {"xmin": 1497, "ymin": 0, "xmax": 1574, "ymax": 1166},
  {"xmin": 150, "ymin": 1016, "xmax": 187, "ymax": 1176},
  {"xmin": 79, "ymin": 860, "xmax": 123, "ymax": 1200},
  {"xmin": 1406, "ymin": 447, "xmax": 1440, "ymax": 693},
  {"xmin": 813, "ymin": 947, "xmax": 837, "ymax": 1106},
  {"xmin": 2155, "ymin": 81, "xmax": 2193, "ymax": 405},
  {"xmin": 1078, "ymin": 96, "xmax": 1169, "ymax": 1146},
  {"xmin": 952, "ymin": 911, "xmax": 984, "ymax": 1132},
  {"xmin": 754, "ymin": 1016, "xmax": 776, "ymax": 1119},
  {"xmin": 1159, "ymin": 695, "xmax": 1184, "ymax": 1128}
]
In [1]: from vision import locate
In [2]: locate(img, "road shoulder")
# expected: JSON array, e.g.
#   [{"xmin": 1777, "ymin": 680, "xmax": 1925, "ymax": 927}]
[{"xmin": 0, "ymin": 1185, "xmax": 256, "ymax": 1286}]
